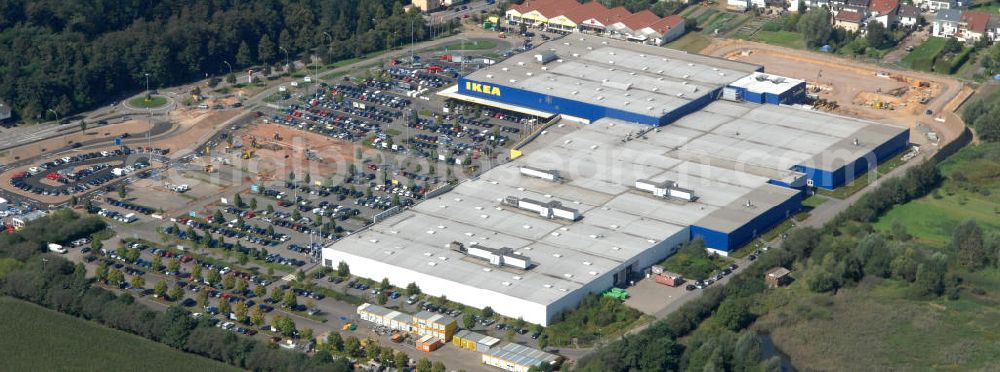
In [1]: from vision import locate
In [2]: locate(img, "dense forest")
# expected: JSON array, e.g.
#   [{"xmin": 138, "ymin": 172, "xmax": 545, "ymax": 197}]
[{"xmin": 0, "ymin": 0, "xmax": 432, "ymax": 122}]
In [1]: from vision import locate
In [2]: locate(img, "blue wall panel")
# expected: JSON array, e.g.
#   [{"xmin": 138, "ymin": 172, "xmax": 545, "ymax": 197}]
[
  {"xmin": 458, "ymin": 78, "xmax": 719, "ymax": 126},
  {"xmin": 793, "ymin": 128, "xmax": 910, "ymax": 189},
  {"xmin": 690, "ymin": 190, "xmax": 803, "ymax": 252}
]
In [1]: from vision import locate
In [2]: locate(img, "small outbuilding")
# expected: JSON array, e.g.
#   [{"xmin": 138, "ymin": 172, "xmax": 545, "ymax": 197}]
[{"xmin": 765, "ymin": 267, "xmax": 792, "ymax": 288}]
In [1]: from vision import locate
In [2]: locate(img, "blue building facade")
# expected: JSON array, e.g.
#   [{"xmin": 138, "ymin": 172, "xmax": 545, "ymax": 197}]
[
  {"xmin": 689, "ymin": 190, "xmax": 803, "ymax": 252},
  {"xmin": 727, "ymin": 81, "xmax": 807, "ymax": 105},
  {"xmin": 792, "ymin": 128, "xmax": 910, "ymax": 189},
  {"xmin": 457, "ymin": 77, "xmax": 719, "ymax": 126}
]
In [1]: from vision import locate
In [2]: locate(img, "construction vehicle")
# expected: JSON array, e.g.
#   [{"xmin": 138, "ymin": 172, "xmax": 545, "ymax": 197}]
[
  {"xmin": 273, "ymin": 132, "xmax": 282, "ymax": 141},
  {"xmin": 204, "ymin": 164, "xmax": 215, "ymax": 173},
  {"xmin": 250, "ymin": 136, "xmax": 258, "ymax": 149},
  {"xmin": 242, "ymin": 149, "xmax": 253, "ymax": 159}
]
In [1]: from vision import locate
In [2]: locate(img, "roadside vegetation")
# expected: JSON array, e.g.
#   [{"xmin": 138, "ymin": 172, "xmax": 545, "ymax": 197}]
[
  {"xmin": 659, "ymin": 239, "xmax": 732, "ymax": 280},
  {"xmin": 0, "ymin": 210, "xmax": 356, "ymax": 371},
  {"xmin": 539, "ymin": 294, "xmax": 648, "ymax": 348},
  {"xmin": 0, "ymin": 296, "xmax": 240, "ymax": 372},
  {"xmin": 901, "ymin": 36, "xmax": 987, "ymax": 75}
]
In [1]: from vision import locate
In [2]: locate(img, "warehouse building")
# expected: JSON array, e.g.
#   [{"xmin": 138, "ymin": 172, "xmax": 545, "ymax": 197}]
[
  {"xmin": 439, "ymin": 34, "xmax": 762, "ymax": 125},
  {"xmin": 326, "ymin": 37, "xmax": 908, "ymax": 325},
  {"xmin": 482, "ymin": 343, "xmax": 559, "ymax": 372},
  {"xmin": 357, "ymin": 303, "xmax": 412, "ymax": 333},
  {"xmin": 724, "ymin": 72, "xmax": 807, "ymax": 105}
]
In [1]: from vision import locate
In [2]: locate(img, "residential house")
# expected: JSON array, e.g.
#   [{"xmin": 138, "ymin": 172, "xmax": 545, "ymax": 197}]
[
  {"xmin": 898, "ymin": 4, "xmax": 922, "ymax": 27},
  {"xmin": 869, "ymin": 0, "xmax": 899, "ymax": 28},
  {"xmin": 834, "ymin": 10, "xmax": 865, "ymax": 32},
  {"xmin": 504, "ymin": 0, "xmax": 687, "ymax": 45},
  {"xmin": 0, "ymin": 101, "xmax": 10, "ymax": 122},
  {"xmin": 932, "ymin": 9, "xmax": 963, "ymax": 38},
  {"xmin": 988, "ymin": 15, "xmax": 1000, "ymax": 41},
  {"xmin": 961, "ymin": 11, "xmax": 991, "ymax": 41},
  {"xmin": 915, "ymin": 0, "xmax": 957, "ymax": 11},
  {"xmin": 842, "ymin": 0, "xmax": 871, "ymax": 14}
]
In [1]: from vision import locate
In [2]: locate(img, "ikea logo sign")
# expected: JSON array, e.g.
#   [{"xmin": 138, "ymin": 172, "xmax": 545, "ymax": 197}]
[{"xmin": 465, "ymin": 81, "xmax": 501, "ymax": 96}]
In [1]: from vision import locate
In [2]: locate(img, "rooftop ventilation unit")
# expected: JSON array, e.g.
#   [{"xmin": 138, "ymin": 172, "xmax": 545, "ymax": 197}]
[
  {"xmin": 517, "ymin": 61, "xmax": 525, "ymax": 66},
  {"xmin": 534, "ymin": 51, "xmax": 557, "ymax": 64},
  {"xmin": 485, "ymin": 74, "xmax": 493, "ymax": 79},
  {"xmin": 504, "ymin": 196, "xmax": 581, "ymax": 221},
  {"xmin": 451, "ymin": 241, "xmax": 533, "ymax": 270},
  {"xmin": 635, "ymin": 179, "xmax": 697, "ymax": 201},
  {"xmin": 602, "ymin": 80, "xmax": 632, "ymax": 91},
  {"xmin": 518, "ymin": 166, "xmax": 560, "ymax": 182}
]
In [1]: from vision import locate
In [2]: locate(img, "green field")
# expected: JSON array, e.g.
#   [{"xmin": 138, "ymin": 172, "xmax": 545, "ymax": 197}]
[
  {"xmin": 430, "ymin": 39, "xmax": 497, "ymax": 51},
  {"xmin": 874, "ymin": 144, "xmax": 1000, "ymax": 246},
  {"xmin": 666, "ymin": 32, "xmax": 712, "ymax": 53},
  {"xmin": 818, "ymin": 150, "xmax": 910, "ymax": 199},
  {"xmin": 0, "ymin": 296, "xmax": 239, "ymax": 372},
  {"xmin": 128, "ymin": 95, "xmax": 168, "ymax": 109},
  {"xmin": 750, "ymin": 30, "xmax": 806, "ymax": 49},
  {"xmin": 901, "ymin": 37, "xmax": 947, "ymax": 71},
  {"xmin": 659, "ymin": 241, "xmax": 732, "ymax": 280}
]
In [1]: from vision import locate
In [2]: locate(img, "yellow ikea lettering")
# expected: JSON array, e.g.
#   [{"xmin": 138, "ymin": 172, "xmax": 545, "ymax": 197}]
[{"xmin": 465, "ymin": 81, "xmax": 500, "ymax": 96}]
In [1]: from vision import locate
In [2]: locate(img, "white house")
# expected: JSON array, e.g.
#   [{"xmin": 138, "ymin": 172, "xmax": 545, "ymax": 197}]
[
  {"xmin": 932, "ymin": 9, "xmax": 963, "ymax": 37},
  {"xmin": 898, "ymin": 4, "xmax": 921, "ymax": 27},
  {"xmin": 915, "ymin": 0, "xmax": 957, "ymax": 11},
  {"xmin": 869, "ymin": 0, "xmax": 899, "ymax": 28}
]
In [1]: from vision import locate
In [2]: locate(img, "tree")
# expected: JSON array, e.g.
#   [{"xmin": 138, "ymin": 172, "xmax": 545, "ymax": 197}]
[
  {"xmin": 406, "ymin": 282, "xmax": 421, "ymax": 296},
  {"xmin": 219, "ymin": 299, "xmax": 231, "ymax": 317},
  {"xmin": 943, "ymin": 37, "xmax": 963, "ymax": 54},
  {"xmin": 154, "ymin": 280, "xmax": 168, "ymax": 298},
  {"xmin": 152, "ymin": 255, "xmax": 163, "ymax": 272},
  {"xmin": 131, "ymin": 275, "xmax": 145, "ymax": 289},
  {"xmin": 96, "ymin": 261, "xmax": 109, "ymax": 282},
  {"xmin": 463, "ymin": 314, "xmax": 476, "ymax": 329},
  {"xmin": 393, "ymin": 351, "xmax": 408, "ymax": 369},
  {"xmin": 250, "ymin": 197, "xmax": 258, "ymax": 210},
  {"xmin": 258, "ymin": 34, "xmax": 276, "ymax": 64},
  {"xmin": 166, "ymin": 258, "xmax": 180, "ymax": 273},
  {"xmin": 191, "ymin": 265, "xmax": 203, "ymax": 282},
  {"xmin": 271, "ymin": 286, "xmax": 284, "ymax": 303},
  {"xmin": 169, "ymin": 284, "xmax": 184, "ymax": 301},
  {"xmin": 865, "ymin": 20, "xmax": 889, "ymax": 49},
  {"xmin": 416, "ymin": 358, "xmax": 432, "ymax": 372},
  {"xmin": 206, "ymin": 269, "xmax": 220, "ymax": 286},
  {"xmin": 799, "ymin": 7, "xmax": 834, "ymax": 47},
  {"xmin": 296, "ymin": 269, "xmax": 306, "ymax": 283},
  {"xmin": 431, "ymin": 361, "xmax": 446, "ymax": 372},
  {"xmin": 223, "ymin": 275, "xmax": 235, "ymax": 290},
  {"xmin": 197, "ymin": 287, "xmax": 209, "ymax": 307},
  {"xmin": 283, "ymin": 289, "xmax": 298, "ymax": 309},
  {"xmin": 250, "ymin": 306, "xmax": 265, "ymax": 326},
  {"xmin": 344, "ymin": 336, "xmax": 361, "ymax": 357},
  {"xmin": 337, "ymin": 261, "xmax": 350, "ymax": 277},
  {"xmin": 254, "ymin": 284, "xmax": 267, "ymax": 298},
  {"xmin": 118, "ymin": 184, "xmax": 127, "ymax": 198},
  {"xmin": 235, "ymin": 278, "xmax": 248, "ymax": 294},
  {"xmin": 380, "ymin": 277, "xmax": 391, "ymax": 289},
  {"xmin": 234, "ymin": 193, "xmax": 243, "ymax": 208},
  {"xmin": 107, "ymin": 269, "xmax": 125, "ymax": 286},
  {"xmin": 954, "ymin": 219, "xmax": 987, "ymax": 270},
  {"xmin": 234, "ymin": 301, "xmax": 249, "ymax": 322},
  {"xmin": 715, "ymin": 298, "xmax": 755, "ymax": 331},
  {"xmin": 377, "ymin": 292, "xmax": 388, "ymax": 305},
  {"xmin": 236, "ymin": 41, "xmax": 253, "ymax": 67},
  {"xmin": 482, "ymin": 306, "xmax": 494, "ymax": 318},
  {"xmin": 213, "ymin": 209, "xmax": 225, "ymax": 224},
  {"xmin": 273, "ymin": 315, "xmax": 297, "ymax": 337},
  {"xmin": 327, "ymin": 332, "xmax": 345, "ymax": 352}
]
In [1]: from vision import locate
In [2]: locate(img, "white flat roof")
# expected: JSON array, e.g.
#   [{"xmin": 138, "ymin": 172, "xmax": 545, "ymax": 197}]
[
  {"xmin": 728, "ymin": 72, "xmax": 805, "ymax": 95},
  {"xmin": 464, "ymin": 34, "xmax": 760, "ymax": 118}
]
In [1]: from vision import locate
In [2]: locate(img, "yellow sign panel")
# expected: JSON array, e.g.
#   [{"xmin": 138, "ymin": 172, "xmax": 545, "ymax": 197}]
[
  {"xmin": 510, "ymin": 148, "xmax": 523, "ymax": 160},
  {"xmin": 465, "ymin": 81, "xmax": 501, "ymax": 96}
]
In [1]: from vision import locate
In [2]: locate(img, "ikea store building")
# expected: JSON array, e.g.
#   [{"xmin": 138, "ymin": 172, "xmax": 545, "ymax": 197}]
[{"xmin": 323, "ymin": 35, "xmax": 909, "ymax": 325}]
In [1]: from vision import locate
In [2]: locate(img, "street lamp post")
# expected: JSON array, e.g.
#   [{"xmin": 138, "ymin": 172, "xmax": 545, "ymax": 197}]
[
  {"xmin": 279, "ymin": 47, "xmax": 289, "ymax": 73},
  {"xmin": 144, "ymin": 73, "xmax": 150, "ymax": 96},
  {"xmin": 223, "ymin": 60, "xmax": 233, "ymax": 77}
]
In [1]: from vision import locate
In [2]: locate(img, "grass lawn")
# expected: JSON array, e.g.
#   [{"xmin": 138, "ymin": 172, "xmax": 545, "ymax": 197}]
[
  {"xmin": 750, "ymin": 30, "xmax": 806, "ymax": 49},
  {"xmin": 755, "ymin": 275, "xmax": 1000, "ymax": 370},
  {"xmin": 0, "ymin": 296, "xmax": 239, "ymax": 371},
  {"xmin": 901, "ymin": 37, "xmax": 946, "ymax": 70},
  {"xmin": 970, "ymin": 0, "xmax": 1000, "ymax": 12},
  {"xmin": 128, "ymin": 95, "xmax": 168, "ymax": 109},
  {"xmin": 666, "ymin": 32, "xmax": 712, "ymax": 53},
  {"xmin": 430, "ymin": 40, "xmax": 498, "ymax": 51},
  {"xmin": 874, "ymin": 143, "xmax": 1000, "ymax": 246}
]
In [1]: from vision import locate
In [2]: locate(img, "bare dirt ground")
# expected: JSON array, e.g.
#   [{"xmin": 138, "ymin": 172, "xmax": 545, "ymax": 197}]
[
  {"xmin": 148, "ymin": 109, "xmax": 243, "ymax": 154},
  {"xmin": 206, "ymin": 122, "xmax": 374, "ymax": 183},
  {"xmin": 701, "ymin": 39, "xmax": 970, "ymax": 147}
]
